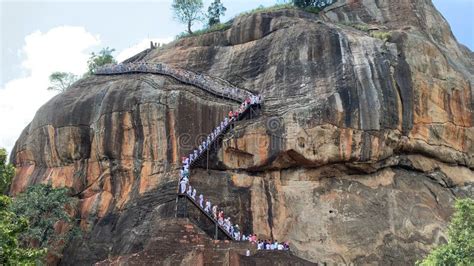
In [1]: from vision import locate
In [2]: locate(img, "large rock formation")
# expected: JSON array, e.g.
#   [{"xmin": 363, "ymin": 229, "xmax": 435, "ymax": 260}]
[{"xmin": 10, "ymin": 0, "xmax": 473, "ymax": 264}]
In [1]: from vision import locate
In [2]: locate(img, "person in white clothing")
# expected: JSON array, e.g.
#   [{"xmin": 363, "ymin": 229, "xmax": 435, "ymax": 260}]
[
  {"xmin": 192, "ymin": 189, "xmax": 196, "ymax": 200},
  {"xmin": 205, "ymin": 200, "xmax": 211, "ymax": 213},
  {"xmin": 212, "ymin": 205, "xmax": 218, "ymax": 219},
  {"xmin": 199, "ymin": 194, "xmax": 204, "ymax": 208},
  {"xmin": 180, "ymin": 179, "xmax": 187, "ymax": 194},
  {"xmin": 187, "ymin": 185, "xmax": 192, "ymax": 196}
]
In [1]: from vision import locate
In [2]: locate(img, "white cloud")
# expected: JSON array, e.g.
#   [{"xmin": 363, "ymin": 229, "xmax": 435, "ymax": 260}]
[
  {"xmin": 116, "ymin": 37, "xmax": 173, "ymax": 63},
  {"xmin": 0, "ymin": 26, "xmax": 100, "ymax": 155}
]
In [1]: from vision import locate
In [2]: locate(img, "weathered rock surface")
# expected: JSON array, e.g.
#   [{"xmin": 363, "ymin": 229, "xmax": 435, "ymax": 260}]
[{"xmin": 10, "ymin": 0, "xmax": 473, "ymax": 264}]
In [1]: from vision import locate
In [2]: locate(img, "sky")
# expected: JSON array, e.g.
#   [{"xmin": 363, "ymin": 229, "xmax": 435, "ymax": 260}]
[{"xmin": 0, "ymin": 0, "xmax": 472, "ymax": 155}]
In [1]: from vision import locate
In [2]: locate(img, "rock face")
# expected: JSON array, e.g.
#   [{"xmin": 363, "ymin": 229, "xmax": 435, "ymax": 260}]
[{"xmin": 10, "ymin": 0, "xmax": 473, "ymax": 264}]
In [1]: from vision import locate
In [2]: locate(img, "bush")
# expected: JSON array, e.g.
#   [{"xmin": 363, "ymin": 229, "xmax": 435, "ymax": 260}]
[
  {"xmin": 370, "ymin": 31, "xmax": 392, "ymax": 42},
  {"xmin": 0, "ymin": 148, "xmax": 14, "ymax": 194},
  {"xmin": 10, "ymin": 184, "xmax": 79, "ymax": 257},
  {"xmin": 417, "ymin": 198, "xmax": 474, "ymax": 265},
  {"xmin": 176, "ymin": 22, "xmax": 232, "ymax": 39},
  {"xmin": 0, "ymin": 195, "xmax": 46, "ymax": 265},
  {"xmin": 238, "ymin": 3, "xmax": 295, "ymax": 17}
]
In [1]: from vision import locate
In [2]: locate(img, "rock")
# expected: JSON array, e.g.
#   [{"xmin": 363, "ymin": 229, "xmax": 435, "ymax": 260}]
[{"xmin": 9, "ymin": 0, "xmax": 473, "ymax": 264}]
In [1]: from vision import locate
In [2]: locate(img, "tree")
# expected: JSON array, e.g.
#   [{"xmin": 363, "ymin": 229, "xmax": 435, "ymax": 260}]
[
  {"xmin": 172, "ymin": 0, "xmax": 204, "ymax": 34},
  {"xmin": 418, "ymin": 198, "xmax": 474, "ymax": 265},
  {"xmin": 0, "ymin": 148, "xmax": 14, "ymax": 194},
  {"xmin": 0, "ymin": 195, "xmax": 45, "ymax": 265},
  {"xmin": 207, "ymin": 0, "xmax": 226, "ymax": 27},
  {"xmin": 87, "ymin": 47, "xmax": 117, "ymax": 74},
  {"xmin": 47, "ymin": 72, "xmax": 78, "ymax": 93},
  {"xmin": 10, "ymin": 184, "xmax": 79, "ymax": 256}
]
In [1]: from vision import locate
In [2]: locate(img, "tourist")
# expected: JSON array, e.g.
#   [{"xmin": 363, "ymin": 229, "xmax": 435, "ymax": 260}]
[
  {"xmin": 212, "ymin": 205, "xmax": 218, "ymax": 220},
  {"xmin": 205, "ymin": 200, "xmax": 211, "ymax": 213},
  {"xmin": 277, "ymin": 242, "xmax": 284, "ymax": 250},
  {"xmin": 192, "ymin": 188, "xmax": 196, "ymax": 200},
  {"xmin": 233, "ymin": 224, "xmax": 240, "ymax": 239},
  {"xmin": 179, "ymin": 178, "xmax": 187, "ymax": 194},
  {"xmin": 199, "ymin": 194, "xmax": 204, "ymax": 208},
  {"xmin": 187, "ymin": 185, "xmax": 193, "ymax": 196}
]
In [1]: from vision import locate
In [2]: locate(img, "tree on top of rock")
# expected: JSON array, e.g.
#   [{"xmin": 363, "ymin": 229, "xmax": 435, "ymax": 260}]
[
  {"xmin": 47, "ymin": 72, "xmax": 78, "ymax": 93},
  {"xmin": 87, "ymin": 47, "xmax": 117, "ymax": 74},
  {"xmin": 172, "ymin": 0, "xmax": 204, "ymax": 34},
  {"xmin": 207, "ymin": 0, "xmax": 226, "ymax": 27}
]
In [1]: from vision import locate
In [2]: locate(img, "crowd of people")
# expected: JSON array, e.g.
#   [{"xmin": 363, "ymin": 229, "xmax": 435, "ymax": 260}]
[
  {"xmin": 178, "ymin": 94, "xmax": 262, "ymax": 241},
  {"xmin": 179, "ymin": 93, "xmax": 261, "ymax": 186},
  {"xmin": 94, "ymin": 62, "xmax": 252, "ymax": 102},
  {"xmin": 96, "ymin": 61, "xmax": 290, "ymax": 252},
  {"xmin": 256, "ymin": 240, "xmax": 290, "ymax": 251}
]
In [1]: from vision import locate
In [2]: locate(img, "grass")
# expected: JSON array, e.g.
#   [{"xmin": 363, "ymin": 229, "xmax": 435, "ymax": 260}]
[
  {"xmin": 237, "ymin": 3, "xmax": 296, "ymax": 17},
  {"xmin": 370, "ymin": 31, "xmax": 392, "ymax": 42},
  {"xmin": 176, "ymin": 22, "xmax": 232, "ymax": 40},
  {"xmin": 175, "ymin": 3, "xmax": 329, "ymax": 40},
  {"xmin": 338, "ymin": 22, "xmax": 370, "ymax": 32},
  {"xmin": 337, "ymin": 21, "xmax": 392, "ymax": 42}
]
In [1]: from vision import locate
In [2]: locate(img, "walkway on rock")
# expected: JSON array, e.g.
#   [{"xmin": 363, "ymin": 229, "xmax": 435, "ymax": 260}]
[
  {"xmin": 177, "ymin": 100, "xmax": 261, "ymax": 241},
  {"xmin": 94, "ymin": 62, "xmax": 261, "ymax": 242},
  {"xmin": 94, "ymin": 62, "xmax": 253, "ymax": 102}
]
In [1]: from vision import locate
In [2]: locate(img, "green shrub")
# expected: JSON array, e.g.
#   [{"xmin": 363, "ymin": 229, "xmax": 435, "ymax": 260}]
[
  {"xmin": 10, "ymin": 184, "xmax": 80, "ymax": 257},
  {"xmin": 370, "ymin": 31, "xmax": 392, "ymax": 42},
  {"xmin": 176, "ymin": 22, "xmax": 232, "ymax": 39},
  {"xmin": 0, "ymin": 195, "xmax": 46, "ymax": 265},
  {"xmin": 238, "ymin": 3, "xmax": 295, "ymax": 17},
  {"xmin": 353, "ymin": 23, "xmax": 370, "ymax": 32},
  {"xmin": 0, "ymin": 148, "xmax": 14, "ymax": 194},
  {"xmin": 417, "ymin": 198, "xmax": 474, "ymax": 265}
]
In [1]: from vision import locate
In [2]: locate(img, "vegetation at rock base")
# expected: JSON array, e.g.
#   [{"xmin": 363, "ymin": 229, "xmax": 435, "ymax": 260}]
[
  {"xmin": 0, "ymin": 148, "xmax": 14, "ymax": 195},
  {"xmin": 10, "ymin": 184, "xmax": 80, "ymax": 257},
  {"xmin": 207, "ymin": 0, "xmax": 226, "ymax": 27},
  {"xmin": 47, "ymin": 72, "xmax": 79, "ymax": 93},
  {"xmin": 88, "ymin": 47, "xmax": 117, "ymax": 74},
  {"xmin": 418, "ymin": 198, "xmax": 474, "ymax": 265},
  {"xmin": 172, "ymin": 0, "xmax": 204, "ymax": 34},
  {"xmin": 0, "ymin": 195, "xmax": 46, "ymax": 265}
]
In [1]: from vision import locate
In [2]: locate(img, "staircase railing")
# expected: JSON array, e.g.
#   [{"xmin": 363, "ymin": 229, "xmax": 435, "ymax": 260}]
[
  {"xmin": 178, "ymin": 193, "xmax": 236, "ymax": 240},
  {"xmin": 94, "ymin": 62, "xmax": 262, "ymax": 242},
  {"xmin": 94, "ymin": 62, "xmax": 253, "ymax": 102}
]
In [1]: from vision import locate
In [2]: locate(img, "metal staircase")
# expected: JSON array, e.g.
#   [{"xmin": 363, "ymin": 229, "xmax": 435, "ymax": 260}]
[{"xmin": 94, "ymin": 62, "xmax": 262, "ymax": 242}]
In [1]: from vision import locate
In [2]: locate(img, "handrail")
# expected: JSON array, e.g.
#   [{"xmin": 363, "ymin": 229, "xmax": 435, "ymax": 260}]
[
  {"xmin": 93, "ymin": 62, "xmax": 253, "ymax": 103},
  {"xmin": 178, "ymin": 193, "xmax": 236, "ymax": 240},
  {"xmin": 94, "ymin": 62, "xmax": 260, "ymax": 242}
]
